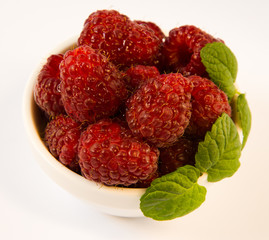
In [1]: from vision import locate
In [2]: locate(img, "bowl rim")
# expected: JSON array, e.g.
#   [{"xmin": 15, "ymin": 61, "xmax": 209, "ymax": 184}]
[{"xmin": 22, "ymin": 36, "xmax": 147, "ymax": 197}]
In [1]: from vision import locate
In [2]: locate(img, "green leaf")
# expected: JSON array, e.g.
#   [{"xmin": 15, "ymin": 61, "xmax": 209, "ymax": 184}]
[
  {"xmin": 200, "ymin": 42, "xmax": 238, "ymax": 99},
  {"xmin": 140, "ymin": 165, "xmax": 207, "ymax": 221},
  {"xmin": 195, "ymin": 113, "xmax": 241, "ymax": 182},
  {"xmin": 237, "ymin": 94, "xmax": 252, "ymax": 149}
]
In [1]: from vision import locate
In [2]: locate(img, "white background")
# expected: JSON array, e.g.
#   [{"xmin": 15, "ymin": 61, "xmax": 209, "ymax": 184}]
[{"xmin": 1, "ymin": 0, "xmax": 269, "ymax": 239}]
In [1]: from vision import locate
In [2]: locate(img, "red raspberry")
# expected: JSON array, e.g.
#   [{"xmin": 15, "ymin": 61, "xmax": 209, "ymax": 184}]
[
  {"xmin": 126, "ymin": 73, "xmax": 193, "ymax": 148},
  {"xmin": 44, "ymin": 115, "xmax": 82, "ymax": 172},
  {"xmin": 34, "ymin": 54, "xmax": 65, "ymax": 117},
  {"xmin": 78, "ymin": 10, "xmax": 132, "ymax": 67},
  {"xmin": 59, "ymin": 45, "xmax": 127, "ymax": 123},
  {"xmin": 162, "ymin": 25, "xmax": 222, "ymax": 76},
  {"xmin": 133, "ymin": 21, "xmax": 165, "ymax": 69},
  {"xmin": 78, "ymin": 10, "xmax": 162, "ymax": 69},
  {"xmin": 78, "ymin": 119, "xmax": 159, "ymax": 186},
  {"xmin": 124, "ymin": 65, "xmax": 160, "ymax": 91},
  {"xmin": 158, "ymin": 138, "xmax": 199, "ymax": 176},
  {"xmin": 134, "ymin": 20, "xmax": 165, "ymax": 43},
  {"xmin": 186, "ymin": 75, "xmax": 232, "ymax": 138},
  {"xmin": 122, "ymin": 22, "xmax": 161, "ymax": 68}
]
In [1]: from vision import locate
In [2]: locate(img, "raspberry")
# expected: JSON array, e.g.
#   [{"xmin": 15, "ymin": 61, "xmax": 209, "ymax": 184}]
[
  {"xmin": 123, "ymin": 65, "xmax": 160, "ymax": 91},
  {"xmin": 34, "ymin": 54, "xmax": 65, "ymax": 117},
  {"xmin": 78, "ymin": 119, "xmax": 159, "ymax": 186},
  {"xmin": 134, "ymin": 20, "xmax": 165, "ymax": 43},
  {"xmin": 126, "ymin": 73, "xmax": 193, "ymax": 148},
  {"xmin": 162, "ymin": 25, "xmax": 222, "ymax": 76},
  {"xmin": 78, "ymin": 10, "xmax": 162, "ymax": 69},
  {"xmin": 186, "ymin": 75, "xmax": 232, "ymax": 138},
  {"xmin": 122, "ymin": 22, "xmax": 161, "ymax": 68},
  {"xmin": 78, "ymin": 10, "xmax": 132, "ymax": 67},
  {"xmin": 133, "ymin": 21, "xmax": 166, "ymax": 70},
  {"xmin": 158, "ymin": 138, "xmax": 199, "ymax": 176},
  {"xmin": 59, "ymin": 45, "xmax": 127, "ymax": 123},
  {"xmin": 44, "ymin": 115, "xmax": 82, "ymax": 172}
]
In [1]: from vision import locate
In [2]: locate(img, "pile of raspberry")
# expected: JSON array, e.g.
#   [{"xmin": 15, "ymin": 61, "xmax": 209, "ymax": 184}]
[{"xmin": 34, "ymin": 10, "xmax": 231, "ymax": 188}]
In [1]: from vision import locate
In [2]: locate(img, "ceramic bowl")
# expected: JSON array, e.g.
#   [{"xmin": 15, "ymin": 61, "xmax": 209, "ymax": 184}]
[{"xmin": 23, "ymin": 37, "xmax": 210, "ymax": 218}]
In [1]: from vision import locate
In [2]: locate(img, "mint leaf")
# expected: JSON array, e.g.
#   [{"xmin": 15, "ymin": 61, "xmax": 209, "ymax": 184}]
[
  {"xmin": 195, "ymin": 113, "xmax": 241, "ymax": 182},
  {"xmin": 140, "ymin": 165, "xmax": 207, "ymax": 221},
  {"xmin": 237, "ymin": 94, "xmax": 251, "ymax": 149},
  {"xmin": 200, "ymin": 42, "xmax": 237, "ymax": 99}
]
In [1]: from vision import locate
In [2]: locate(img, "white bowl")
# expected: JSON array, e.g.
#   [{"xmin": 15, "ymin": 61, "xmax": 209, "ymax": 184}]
[{"xmin": 22, "ymin": 37, "xmax": 212, "ymax": 218}]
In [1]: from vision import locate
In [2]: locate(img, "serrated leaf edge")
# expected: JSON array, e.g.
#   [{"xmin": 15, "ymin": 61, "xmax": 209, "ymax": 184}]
[
  {"xmin": 140, "ymin": 182, "xmax": 207, "ymax": 220},
  {"xmin": 200, "ymin": 42, "xmax": 238, "ymax": 99},
  {"xmin": 195, "ymin": 113, "xmax": 241, "ymax": 182},
  {"xmin": 140, "ymin": 165, "xmax": 207, "ymax": 220}
]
